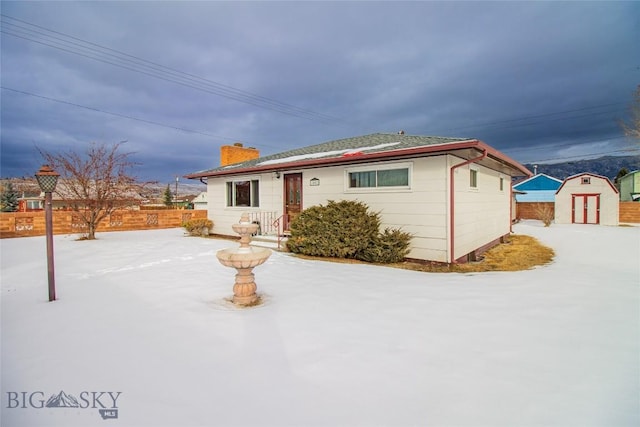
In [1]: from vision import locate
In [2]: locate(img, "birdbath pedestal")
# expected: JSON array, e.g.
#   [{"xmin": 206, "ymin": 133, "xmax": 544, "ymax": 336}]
[{"xmin": 216, "ymin": 213, "xmax": 271, "ymax": 306}]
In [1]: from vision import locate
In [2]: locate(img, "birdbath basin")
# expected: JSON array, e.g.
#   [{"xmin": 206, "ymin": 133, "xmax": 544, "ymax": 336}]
[
  {"xmin": 216, "ymin": 247, "xmax": 271, "ymax": 270},
  {"xmin": 216, "ymin": 213, "xmax": 271, "ymax": 306}
]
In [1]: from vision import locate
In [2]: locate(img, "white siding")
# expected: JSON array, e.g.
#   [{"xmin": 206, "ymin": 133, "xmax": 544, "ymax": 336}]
[
  {"xmin": 301, "ymin": 157, "xmax": 450, "ymax": 262},
  {"xmin": 450, "ymin": 157, "xmax": 511, "ymax": 262},
  {"xmin": 207, "ymin": 173, "xmax": 283, "ymax": 235},
  {"xmin": 207, "ymin": 158, "xmax": 450, "ymax": 262},
  {"xmin": 206, "ymin": 155, "xmax": 513, "ymax": 263}
]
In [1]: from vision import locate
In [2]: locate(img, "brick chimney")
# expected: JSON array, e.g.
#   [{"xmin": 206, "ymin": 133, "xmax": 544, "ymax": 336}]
[{"xmin": 220, "ymin": 142, "xmax": 260, "ymax": 166}]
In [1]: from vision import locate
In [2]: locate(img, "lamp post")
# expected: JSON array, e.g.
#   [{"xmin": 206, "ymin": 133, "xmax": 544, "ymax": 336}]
[{"xmin": 35, "ymin": 165, "xmax": 60, "ymax": 302}]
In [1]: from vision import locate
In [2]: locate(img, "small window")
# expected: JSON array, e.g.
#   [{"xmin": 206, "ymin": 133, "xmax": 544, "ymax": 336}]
[
  {"xmin": 499, "ymin": 177, "xmax": 504, "ymax": 191},
  {"xmin": 470, "ymin": 169, "xmax": 478, "ymax": 188},
  {"xmin": 226, "ymin": 179, "xmax": 260, "ymax": 207},
  {"xmin": 581, "ymin": 177, "xmax": 591, "ymax": 184},
  {"xmin": 349, "ymin": 171, "xmax": 377, "ymax": 188},
  {"xmin": 26, "ymin": 200, "xmax": 41, "ymax": 209},
  {"xmin": 348, "ymin": 166, "xmax": 409, "ymax": 189}
]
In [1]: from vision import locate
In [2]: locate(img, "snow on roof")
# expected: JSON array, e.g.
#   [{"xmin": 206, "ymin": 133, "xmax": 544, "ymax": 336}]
[
  {"xmin": 257, "ymin": 142, "xmax": 401, "ymax": 166},
  {"xmin": 186, "ymin": 133, "xmax": 531, "ymax": 179}
]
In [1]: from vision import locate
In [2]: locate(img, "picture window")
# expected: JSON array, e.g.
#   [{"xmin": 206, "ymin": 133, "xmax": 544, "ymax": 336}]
[
  {"xmin": 226, "ymin": 179, "xmax": 260, "ymax": 207},
  {"xmin": 347, "ymin": 164, "xmax": 410, "ymax": 189}
]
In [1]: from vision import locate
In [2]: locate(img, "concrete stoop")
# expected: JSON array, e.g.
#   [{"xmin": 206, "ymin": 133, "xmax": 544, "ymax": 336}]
[{"xmin": 250, "ymin": 234, "xmax": 289, "ymax": 251}]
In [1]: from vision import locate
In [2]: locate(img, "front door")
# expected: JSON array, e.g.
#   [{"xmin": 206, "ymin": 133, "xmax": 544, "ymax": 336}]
[
  {"xmin": 572, "ymin": 194, "xmax": 600, "ymax": 224},
  {"xmin": 284, "ymin": 173, "xmax": 302, "ymax": 231}
]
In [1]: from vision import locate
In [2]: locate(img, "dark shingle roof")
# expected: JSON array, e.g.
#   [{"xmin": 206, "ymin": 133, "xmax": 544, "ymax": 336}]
[{"xmin": 188, "ymin": 133, "xmax": 472, "ymax": 177}]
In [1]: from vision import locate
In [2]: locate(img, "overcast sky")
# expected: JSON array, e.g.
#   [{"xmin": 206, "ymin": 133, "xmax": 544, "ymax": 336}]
[{"xmin": 1, "ymin": 1, "xmax": 638, "ymax": 183}]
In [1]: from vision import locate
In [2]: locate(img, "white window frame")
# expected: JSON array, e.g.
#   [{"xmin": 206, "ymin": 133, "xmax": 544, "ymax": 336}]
[
  {"xmin": 469, "ymin": 168, "xmax": 478, "ymax": 189},
  {"xmin": 344, "ymin": 162, "xmax": 412, "ymax": 193},
  {"xmin": 26, "ymin": 200, "xmax": 41, "ymax": 210},
  {"xmin": 225, "ymin": 177, "xmax": 260, "ymax": 208}
]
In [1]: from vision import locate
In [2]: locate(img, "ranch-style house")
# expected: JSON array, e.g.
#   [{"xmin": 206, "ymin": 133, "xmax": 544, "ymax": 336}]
[{"xmin": 186, "ymin": 133, "xmax": 531, "ymax": 263}]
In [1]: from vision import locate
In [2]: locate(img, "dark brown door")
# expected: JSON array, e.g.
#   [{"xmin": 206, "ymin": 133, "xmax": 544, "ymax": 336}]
[{"xmin": 284, "ymin": 173, "xmax": 302, "ymax": 231}]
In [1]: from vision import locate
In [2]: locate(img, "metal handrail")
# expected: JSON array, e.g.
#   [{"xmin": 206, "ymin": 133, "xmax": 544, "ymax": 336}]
[{"xmin": 271, "ymin": 214, "xmax": 288, "ymax": 251}]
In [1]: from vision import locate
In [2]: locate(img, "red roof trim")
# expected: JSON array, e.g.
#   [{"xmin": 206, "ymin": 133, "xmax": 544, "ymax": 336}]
[
  {"xmin": 185, "ymin": 139, "xmax": 531, "ymax": 179},
  {"xmin": 555, "ymin": 172, "xmax": 619, "ymax": 195}
]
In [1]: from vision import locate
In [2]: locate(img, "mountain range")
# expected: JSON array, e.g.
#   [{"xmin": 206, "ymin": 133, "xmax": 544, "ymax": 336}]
[
  {"xmin": 524, "ymin": 155, "xmax": 640, "ymax": 181},
  {"xmin": 3, "ymin": 156, "xmax": 639, "ymax": 190}
]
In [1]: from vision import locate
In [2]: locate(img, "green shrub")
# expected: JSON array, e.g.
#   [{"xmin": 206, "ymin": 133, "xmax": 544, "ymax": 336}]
[
  {"xmin": 183, "ymin": 218, "xmax": 213, "ymax": 236},
  {"xmin": 360, "ymin": 227, "xmax": 413, "ymax": 263},
  {"xmin": 286, "ymin": 200, "xmax": 412, "ymax": 263}
]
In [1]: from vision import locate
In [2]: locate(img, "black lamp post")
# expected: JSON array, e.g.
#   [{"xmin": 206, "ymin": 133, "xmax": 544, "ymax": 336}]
[{"xmin": 35, "ymin": 165, "xmax": 60, "ymax": 302}]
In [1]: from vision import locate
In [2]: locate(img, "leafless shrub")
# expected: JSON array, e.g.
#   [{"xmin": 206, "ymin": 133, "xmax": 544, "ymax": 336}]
[
  {"xmin": 39, "ymin": 141, "xmax": 148, "ymax": 240},
  {"xmin": 534, "ymin": 203, "xmax": 554, "ymax": 227}
]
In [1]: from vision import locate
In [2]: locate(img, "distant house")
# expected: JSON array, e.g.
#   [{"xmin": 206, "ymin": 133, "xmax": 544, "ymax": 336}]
[
  {"xmin": 618, "ymin": 170, "xmax": 640, "ymax": 201},
  {"xmin": 513, "ymin": 173, "xmax": 563, "ymax": 202},
  {"xmin": 186, "ymin": 133, "xmax": 531, "ymax": 263},
  {"xmin": 18, "ymin": 191, "xmax": 43, "ymax": 211},
  {"xmin": 50, "ymin": 180, "xmax": 145, "ymax": 210},
  {"xmin": 192, "ymin": 191, "xmax": 208, "ymax": 210},
  {"xmin": 555, "ymin": 173, "xmax": 619, "ymax": 225},
  {"xmin": 513, "ymin": 173, "xmax": 563, "ymax": 221}
]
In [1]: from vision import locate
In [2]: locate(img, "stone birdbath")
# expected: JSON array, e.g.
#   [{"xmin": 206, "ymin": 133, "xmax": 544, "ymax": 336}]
[{"xmin": 216, "ymin": 213, "xmax": 272, "ymax": 306}]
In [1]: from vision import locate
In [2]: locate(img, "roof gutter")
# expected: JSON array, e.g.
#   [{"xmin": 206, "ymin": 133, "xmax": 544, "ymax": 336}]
[{"xmin": 449, "ymin": 147, "xmax": 488, "ymax": 263}]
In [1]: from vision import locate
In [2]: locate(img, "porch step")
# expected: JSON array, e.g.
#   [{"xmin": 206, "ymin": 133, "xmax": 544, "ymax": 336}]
[{"xmin": 250, "ymin": 234, "xmax": 288, "ymax": 250}]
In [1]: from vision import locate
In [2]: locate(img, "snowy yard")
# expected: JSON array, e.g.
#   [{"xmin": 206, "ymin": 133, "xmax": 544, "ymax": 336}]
[{"xmin": 1, "ymin": 220, "xmax": 638, "ymax": 427}]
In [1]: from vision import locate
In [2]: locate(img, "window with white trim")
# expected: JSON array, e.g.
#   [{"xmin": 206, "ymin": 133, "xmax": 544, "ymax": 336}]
[
  {"xmin": 226, "ymin": 179, "xmax": 260, "ymax": 207},
  {"xmin": 346, "ymin": 163, "xmax": 411, "ymax": 190},
  {"xmin": 27, "ymin": 200, "xmax": 41, "ymax": 210},
  {"xmin": 581, "ymin": 177, "xmax": 591, "ymax": 184}
]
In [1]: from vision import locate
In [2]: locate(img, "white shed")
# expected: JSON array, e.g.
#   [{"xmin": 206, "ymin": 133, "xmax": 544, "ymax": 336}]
[
  {"xmin": 186, "ymin": 133, "xmax": 531, "ymax": 263},
  {"xmin": 555, "ymin": 173, "xmax": 619, "ymax": 225}
]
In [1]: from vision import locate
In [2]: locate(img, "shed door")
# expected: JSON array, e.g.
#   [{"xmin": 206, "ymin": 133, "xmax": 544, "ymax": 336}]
[
  {"xmin": 572, "ymin": 194, "xmax": 600, "ymax": 224},
  {"xmin": 284, "ymin": 173, "xmax": 302, "ymax": 231}
]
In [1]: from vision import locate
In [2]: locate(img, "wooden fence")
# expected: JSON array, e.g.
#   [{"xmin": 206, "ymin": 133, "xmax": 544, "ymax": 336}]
[
  {"xmin": 620, "ymin": 202, "xmax": 640, "ymax": 223},
  {"xmin": 3, "ymin": 202, "xmax": 638, "ymax": 238},
  {"xmin": 516, "ymin": 201, "xmax": 640, "ymax": 223},
  {"xmin": 0, "ymin": 209, "xmax": 207, "ymax": 238},
  {"xmin": 516, "ymin": 202, "xmax": 555, "ymax": 220}
]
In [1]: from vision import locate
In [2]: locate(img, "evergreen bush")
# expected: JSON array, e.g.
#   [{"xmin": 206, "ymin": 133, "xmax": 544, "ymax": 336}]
[
  {"xmin": 183, "ymin": 218, "xmax": 213, "ymax": 236},
  {"xmin": 286, "ymin": 200, "xmax": 412, "ymax": 263},
  {"xmin": 360, "ymin": 227, "xmax": 413, "ymax": 263},
  {"xmin": 163, "ymin": 184, "xmax": 173, "ymax": 208},
  {"xmin": 0, "ymin": 182, "xmax": 19, "ymax": 212}
]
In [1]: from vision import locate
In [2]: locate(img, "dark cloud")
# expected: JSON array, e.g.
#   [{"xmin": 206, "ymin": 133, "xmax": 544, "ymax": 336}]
[{"xmin": 1, "ymin": 1, "xmax": 638, "ymax": 181}]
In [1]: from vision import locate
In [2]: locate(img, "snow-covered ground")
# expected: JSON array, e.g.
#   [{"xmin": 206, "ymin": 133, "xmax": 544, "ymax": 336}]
[{"xmin": 1, "ymin": 221, "xmax": 638, "ymax": 427}]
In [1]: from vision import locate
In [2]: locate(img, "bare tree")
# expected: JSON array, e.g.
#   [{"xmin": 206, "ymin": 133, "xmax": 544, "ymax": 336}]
[
  {"xmin": 40, "ymin": 141, "xmax": 145, "ymax": 240},
  {"xmin": 620, "ymin": 85, "xmax": 640, "ymax": 141}
]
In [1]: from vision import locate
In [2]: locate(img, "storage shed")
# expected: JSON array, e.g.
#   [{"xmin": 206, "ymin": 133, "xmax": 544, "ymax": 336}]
[{"xmin": 555, "ymin": 173, "xmax": 619, "ymax": 225}]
